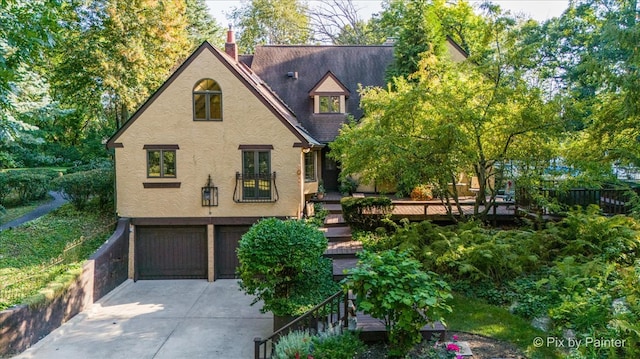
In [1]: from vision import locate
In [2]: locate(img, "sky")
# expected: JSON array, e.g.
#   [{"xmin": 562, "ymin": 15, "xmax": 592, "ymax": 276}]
[{"xmin": 204, "ymin": 0, "xmax": 571, "ymax": 25}]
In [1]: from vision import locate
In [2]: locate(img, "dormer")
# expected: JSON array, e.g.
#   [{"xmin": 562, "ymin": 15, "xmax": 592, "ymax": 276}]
[{"xmin": 309, "ymin": 71, "xmax": 350, "ymax": 114}]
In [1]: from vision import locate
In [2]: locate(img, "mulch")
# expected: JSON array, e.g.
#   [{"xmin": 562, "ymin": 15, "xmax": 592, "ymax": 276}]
[
  {"xmin": 451, "ymin": 332, "xmax": 526, "ymax": 359},
  {"xmin": 357, "ymin": 331, "xmax": 526, "ymax": 359}
]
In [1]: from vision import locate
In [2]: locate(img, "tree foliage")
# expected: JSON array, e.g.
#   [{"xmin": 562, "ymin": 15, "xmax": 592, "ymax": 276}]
[
  {"xmin": 347, "ymin": 250, "xmax": 452, "ymax": 357},
  {"xmin": 237, "ymin": 218, "xmax": 339, "ymax": 316},
  {"xmin": 185, "ymin": 0, "xmax": 225, "ymax": 48},
  {"xmin": 230, "ymin": 0, "xmax": 311, "ymax": 53},
  {"xmin": 532, "ymin": 0, "xmax": 640, "ymax": 174},
  {"xmin": 0, "ymin": 0, "xmax": 61, "ymax": 144},
  {"xmin": 331, "ymin": 6, "xmax": 561, "ymax": 220}
]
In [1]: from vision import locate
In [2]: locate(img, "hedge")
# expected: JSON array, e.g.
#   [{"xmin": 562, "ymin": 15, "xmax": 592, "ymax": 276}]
[{"xmin": 340, "ymin": 196, "xmax": 394, "ymax": 231}]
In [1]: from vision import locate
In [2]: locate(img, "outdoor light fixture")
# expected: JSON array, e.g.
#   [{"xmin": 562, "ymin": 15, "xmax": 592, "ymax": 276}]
[{"xmin": 201, "ymin": 174, "xmax": 218, "ymax": 207}]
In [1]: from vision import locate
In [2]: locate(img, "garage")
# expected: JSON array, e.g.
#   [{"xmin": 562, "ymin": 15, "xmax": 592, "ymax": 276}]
[
  {"xmin": 215, "ymin": 226, "xmax": 250, "ymax": 279},
  {"xmin": 136, "ymin": 226, "xmax": 208, "ymax": 280}
]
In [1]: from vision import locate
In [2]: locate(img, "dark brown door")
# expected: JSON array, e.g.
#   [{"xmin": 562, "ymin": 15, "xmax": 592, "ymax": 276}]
[
  {"xmin": 136, "ymin": 226, "xmax": 207, "ymax": 280},
  {"xmin": 321, "ymin": 148, "xmax": 340, "ymax": 191},
  {"xmin": 215, "ymin": 226, "xmax": 250, "ymax": 279}
]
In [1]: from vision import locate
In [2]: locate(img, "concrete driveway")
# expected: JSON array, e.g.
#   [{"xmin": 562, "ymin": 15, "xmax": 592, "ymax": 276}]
[{"xmin": 12, "ymin": 280, "xmax": 273, "ymax": 359}]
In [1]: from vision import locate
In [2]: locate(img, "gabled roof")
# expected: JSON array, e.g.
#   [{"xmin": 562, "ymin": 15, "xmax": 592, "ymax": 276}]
[
  {"xmin": 107, "ymin": 41, "xmax": 322, "ymax": 149},
  {"xmin": 246, "ymin": 45, "xmax": 395, "ymax": 143},
  {"xmin": 308, "ymin": 71, "xmax": 351, "ymax": 97}
]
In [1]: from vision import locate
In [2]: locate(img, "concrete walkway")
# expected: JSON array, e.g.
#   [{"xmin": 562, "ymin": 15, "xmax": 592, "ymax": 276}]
[
  {"xmin": 11, "ymin": 280, "xmax": 273, "ymax": 359},
  {"xmin": 0, "ymin": 191, "xmax": 67, "ymax": 231}
]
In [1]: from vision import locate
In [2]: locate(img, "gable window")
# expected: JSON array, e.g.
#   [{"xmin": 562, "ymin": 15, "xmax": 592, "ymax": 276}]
[
  {"xmin": 146, "ymin": 146, "xmax": 177, "ymax": 178},
  {"xmin": 304, "ymin": 151, "xmax": 316, "ymax": 182},
  {"xmin": 319, "ymin": 95, "xmax": 340, "ymax": 113},
  {"xmin": 234, "ymin": 145, "xmax": 278, "ymax": 202},
  {"xmin": 193, "ymin": 79, "xmax": 222, "ymax": 121}
]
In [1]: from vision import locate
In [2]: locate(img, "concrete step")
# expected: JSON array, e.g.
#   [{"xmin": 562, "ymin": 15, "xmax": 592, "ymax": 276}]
[
  {"xmin": 324, "ymin": 241, "xmax": 362, "ymax": 258},
  {"xmin": 321, "ymin": 226, "xmax": 352, "ymax": 242},
  {"xmin": 324, "ymin": 214, "xmax": 346, "ymax": 227}
]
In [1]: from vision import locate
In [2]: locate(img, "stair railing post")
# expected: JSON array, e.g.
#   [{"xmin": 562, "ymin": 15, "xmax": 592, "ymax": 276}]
[{"xmin": 254, "ymin": 337, "xmax": 262, "ymax": 359}]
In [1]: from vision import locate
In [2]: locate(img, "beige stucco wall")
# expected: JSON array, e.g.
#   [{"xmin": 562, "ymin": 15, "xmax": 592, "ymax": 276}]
[
  {"xmin": 446, "ymin": 41, "xmax": 467, "ymax": 63},
  {"xmin": 114, "ymin": 49, "xmax": 303, "ymax": 219},
  {"xmin": 315, "ymin": 76, "xmax": 344, "ymax": 92},
  {"xmin": 312, "ymin": 76, "xmax": 347, "ymax": 113}
]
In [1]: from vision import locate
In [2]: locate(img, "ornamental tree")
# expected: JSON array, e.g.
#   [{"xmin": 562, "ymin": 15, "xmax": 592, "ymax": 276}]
[
  {"xmin": 330, "ymin": 6, "xmax": 561, "ymax": 221},
  {"xmin": 237, "ymin": 218, "xmax": 339, "ymax": 316},
  {"xmin": 346, "ymin": 250, "xmax": 452, "ymax": 357}
]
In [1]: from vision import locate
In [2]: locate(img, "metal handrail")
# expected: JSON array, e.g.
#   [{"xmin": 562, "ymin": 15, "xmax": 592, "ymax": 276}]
[
  {"xmin": 253, "ymin": 290, "xmax": 349, "ymax": 359},
  {"xmin": 234, "ymin": 172, "xmax": 279, "ymax": 203}
]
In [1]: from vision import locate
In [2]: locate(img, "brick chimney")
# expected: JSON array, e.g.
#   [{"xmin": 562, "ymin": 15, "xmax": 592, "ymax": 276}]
[{"xmin": 225, "ymin": 25, "xmax": 238, "ymax": 62}]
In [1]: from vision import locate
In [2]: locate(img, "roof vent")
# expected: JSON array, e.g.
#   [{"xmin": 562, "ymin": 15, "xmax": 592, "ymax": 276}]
[{"xmin": 287, "ymin": 71, "xmax": 298, "ymax": 80}]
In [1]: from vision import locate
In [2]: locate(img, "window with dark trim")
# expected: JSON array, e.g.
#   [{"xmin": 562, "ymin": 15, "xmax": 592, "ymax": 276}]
[
  {"xmin": 146, "ymin": 149, "xmax": 177, "ymax": 178},
  {"xmin": 242, "ymin": 150, "xmax": 271, "ymax": 200},
  {"xmin": 193, "ymin": 79, "xmax": 222, "ymax": 121},
  {"xmin": 304, "ymin": 151, "xmax": 316, "ymax": 182},
  {"xmin": 319, "ymin": 95, "xmax": 340, "ymax": 113}
]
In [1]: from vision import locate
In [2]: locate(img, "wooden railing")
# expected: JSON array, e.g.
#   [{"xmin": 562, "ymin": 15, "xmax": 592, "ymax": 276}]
[
  {"xmin": 390, "ymin": 199, "xmax": 517, "ymax": 220},
  {"xmin": 254, "ymin": 290, "xmax": 349, "ymax": 359}
]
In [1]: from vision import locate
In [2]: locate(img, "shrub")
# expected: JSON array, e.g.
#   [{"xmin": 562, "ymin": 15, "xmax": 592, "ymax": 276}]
[
  {"xmin": 347, "ymin": 250, "xmax": 452, "ymax": 357},
  {"xmin": 55, "ymin": 168, "xmax": 114, "ymax": 210},
  {"xmin": 273, "ymin": 330, "xmax": 313, "ymax": 359},
  {"xmin": 410, "ymin": 184, "xmax": 433, "ymax": 200},
  {"xmin": 312, "ymin": 329, "xmax": 365, "ymax": 359},
  {"xmin": 237, "ymin": 218, "xmax": 339, "ymax": 316},
  {"xmin": 341, "ymin": 196, "xmax": 394, "ymax": 231},
  {"xmin": 339, "ymin": 176, "xmax": 359, "ymax": 195},
  {"xmin": 6, "ymin": 170, "xmax": 52, "ymax": 204},
  {"xmin": 0, "ymin": 172, "xmax": 10, "ymax": 203}
]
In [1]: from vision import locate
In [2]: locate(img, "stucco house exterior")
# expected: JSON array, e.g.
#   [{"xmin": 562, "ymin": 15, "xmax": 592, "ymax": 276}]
[{"xmin": 107, "ymin": 30, "xmax": 466, "ymax": 281}]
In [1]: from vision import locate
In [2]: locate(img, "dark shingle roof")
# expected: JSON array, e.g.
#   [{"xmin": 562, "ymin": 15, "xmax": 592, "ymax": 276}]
[{"xmin": 246, "ymin": 45, "xmax": 394, "ymax": 143}]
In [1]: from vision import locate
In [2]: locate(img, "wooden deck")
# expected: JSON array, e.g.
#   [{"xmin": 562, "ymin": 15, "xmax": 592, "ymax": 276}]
[{"xmin": 357, "ymin": 313, "xmax": 446, "ymax": 342}]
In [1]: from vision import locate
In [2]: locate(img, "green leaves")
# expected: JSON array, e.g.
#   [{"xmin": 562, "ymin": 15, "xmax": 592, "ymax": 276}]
[
  {"xmin": 346, "ymin": 249, "xmax": 452, "ymax": 356},
  {"xmin": 237, "ymin": 218, "xmax": 339, "ymax": 316},
  {"xmin": 230, "ymin": 0, "xmax": 311, "ymax": 53}
]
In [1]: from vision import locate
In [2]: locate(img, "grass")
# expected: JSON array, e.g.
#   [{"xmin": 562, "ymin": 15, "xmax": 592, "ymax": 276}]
[
  {"xmin": 0, "ymin": 195, "xmax": 53, "ymax": 225},
  {"xmin": 445, "ymin": 293, "xmax": 562, "ymax": 358},
  {"xmin": 0, "ymin": 203, "xmax": 115, "ymax": 310}
]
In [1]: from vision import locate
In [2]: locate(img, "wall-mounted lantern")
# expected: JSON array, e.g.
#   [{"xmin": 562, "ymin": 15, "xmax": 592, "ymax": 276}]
[{"xmin": 202, "ymin": 174, "xmax": 218, "ymax": 207}]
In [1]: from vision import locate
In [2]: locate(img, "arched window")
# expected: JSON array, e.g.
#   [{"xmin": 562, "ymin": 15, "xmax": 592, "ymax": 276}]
[{"xmin": 193, "ymin": 79, "xmax": 222, "ymax": 121}]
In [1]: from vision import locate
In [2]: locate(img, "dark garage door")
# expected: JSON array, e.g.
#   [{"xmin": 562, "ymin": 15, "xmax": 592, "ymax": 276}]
[
  {"xmin": 136, "ymin": 226, "xmax": 207, "ymax": 280},
  {"xmin": 215, "ymin": 226, "xmax": 250, "ymax": 279}
]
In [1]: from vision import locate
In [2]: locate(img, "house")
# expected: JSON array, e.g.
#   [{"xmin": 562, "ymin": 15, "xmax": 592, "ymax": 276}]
[{"xmin": 106, "ymin": 29, "xmax": 466, "ymax": 281}]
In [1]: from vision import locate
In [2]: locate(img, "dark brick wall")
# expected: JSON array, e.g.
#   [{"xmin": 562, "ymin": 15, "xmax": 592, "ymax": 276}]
[{"xmin": 0, "ymin": 218, "xmax": 130, "ymax": 357}]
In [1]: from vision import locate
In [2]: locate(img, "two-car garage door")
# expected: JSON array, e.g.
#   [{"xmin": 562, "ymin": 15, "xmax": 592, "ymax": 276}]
[{"xmin": 135, "ymin": 225, "xmax": 249, "ymax": 280}]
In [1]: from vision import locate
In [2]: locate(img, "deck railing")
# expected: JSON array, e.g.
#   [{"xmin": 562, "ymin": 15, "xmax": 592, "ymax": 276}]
[
  {"xmin": 523, "ymin": 187, "xmax": 637, "ymax": 215},
  {"xmin": 391, "ymin": 199, "xmax": 517, "ymax": 220},
  {"xmin": 254, "ymin": 290, "xmax": 349, "ymax": 359}
]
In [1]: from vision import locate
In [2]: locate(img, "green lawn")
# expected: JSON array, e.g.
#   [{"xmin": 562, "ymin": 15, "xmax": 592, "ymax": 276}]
[
  {"xmin": 0, "ymin": 204, "xmax": 115, "ymax": 310},
  {"xmin": 445, "ymin": 293, "xmax": 562, "ymax": 358},
  {"xmin": 0, "ymin": 196, "xmax": 53, "ymax": 225}
]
